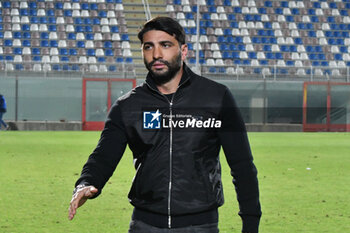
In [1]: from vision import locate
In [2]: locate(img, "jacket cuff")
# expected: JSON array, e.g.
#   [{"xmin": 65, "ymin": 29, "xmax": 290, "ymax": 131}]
[
  {"xmin": 241, "ymin": 215, "xmax": 260, "ymax": 233},
  {"xmin": 74, "ymin": 182, "xmax": 101, "ymax": 199}
]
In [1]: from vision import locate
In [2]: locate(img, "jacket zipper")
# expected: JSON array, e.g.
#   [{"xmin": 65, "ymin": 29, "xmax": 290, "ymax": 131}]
[
  {"xmin": 168, "ymin": 98, "xmax": 173, "ymax": 228},
  {"xmin": 145, "ymin": 77, "xmax": 189, "ymax": 229}
]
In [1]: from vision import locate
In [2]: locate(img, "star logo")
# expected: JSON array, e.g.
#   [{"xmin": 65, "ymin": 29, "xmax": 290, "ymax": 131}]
[{"xmin": 143, "ymin": 109, "xmax": 162, "ymax": 129}]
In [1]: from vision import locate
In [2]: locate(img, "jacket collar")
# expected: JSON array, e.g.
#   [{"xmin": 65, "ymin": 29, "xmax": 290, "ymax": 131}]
[{"xmin": 145, "ymin": 63, "xmax": 193, "ymax": 92}]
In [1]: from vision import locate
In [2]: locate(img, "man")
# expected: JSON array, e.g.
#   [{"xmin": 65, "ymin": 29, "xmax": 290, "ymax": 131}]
[
  {"xmin": 69, "ymin": 17, "xmax": 261, "ymax": 233},
  {"xmin": 0, "ymin": 94, "xmax": 9, "ymax": 130}
]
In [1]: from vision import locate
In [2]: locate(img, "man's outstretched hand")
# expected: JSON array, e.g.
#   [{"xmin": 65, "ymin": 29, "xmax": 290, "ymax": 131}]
[{"xmin": 68, "ymin": 185, "xmax": 98, "ymax": 220}]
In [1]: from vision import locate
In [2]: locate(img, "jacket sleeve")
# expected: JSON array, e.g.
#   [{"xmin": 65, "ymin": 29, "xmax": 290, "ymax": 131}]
[
  {"xmin": 218, "ymin": 88, "xmax": 262, "ymax": 233},
  {"xmin": 75, "ymin": 101, "xmax": 128, "ymax": 198}
]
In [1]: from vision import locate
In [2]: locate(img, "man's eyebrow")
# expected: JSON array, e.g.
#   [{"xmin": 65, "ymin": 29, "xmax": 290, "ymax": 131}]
[{"xmin": 143, "ymin": 40, "xmax": 174, "ymax": 45}]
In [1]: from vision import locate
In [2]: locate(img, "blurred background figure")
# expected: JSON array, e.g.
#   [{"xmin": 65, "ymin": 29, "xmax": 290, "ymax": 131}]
[{"xmin": 0, "ymin": 94, "xmax": 9, "ymax": 130}]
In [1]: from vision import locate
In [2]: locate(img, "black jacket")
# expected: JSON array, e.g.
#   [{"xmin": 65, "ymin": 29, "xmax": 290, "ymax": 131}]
[{"xmin": 76, "ymin": 64, "xmax": 261, "ymax": 232}]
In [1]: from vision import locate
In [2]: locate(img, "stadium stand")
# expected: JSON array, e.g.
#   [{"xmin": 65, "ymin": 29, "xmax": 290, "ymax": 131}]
[
  {"xmin": 168, "ymin": 0, "xmax": 350, "ymax": 76},
  {"xmin": 1, "ymin": 0, "xmax": 350, "ymax": 77},
  {"xmin": 0, "ymin": 0, "xmax": 133, "ymax": 73}
]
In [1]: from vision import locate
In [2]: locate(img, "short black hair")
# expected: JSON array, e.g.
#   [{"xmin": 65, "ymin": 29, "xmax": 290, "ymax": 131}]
[{"xmin": 138, "ymin": 17, "xmax": 186, "ymax": 45}]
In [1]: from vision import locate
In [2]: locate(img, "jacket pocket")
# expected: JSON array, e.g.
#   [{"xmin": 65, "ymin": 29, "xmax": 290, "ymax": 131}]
[{"xmin": 198, "ymin": 160, "xmax": 216, "ymax": 203}]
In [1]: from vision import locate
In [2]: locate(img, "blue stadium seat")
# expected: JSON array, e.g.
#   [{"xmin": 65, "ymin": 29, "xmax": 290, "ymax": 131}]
[
  {"xmin": 116, "ymin": 57, "xmax": 124, "ymax": 63},
  {"xmin": 329, "ymin": 2, "xmax": 337, "ymax": 8},
  {"xmin": 275, "ymin": 53, "xmax": 283, "ymax": 59},
  {"xmin": 84, "ymin": 18, "xmax": 92, "ymax": 25},
  {"xmin": 223, "ymin": 0, "xmax": 231, "ymax": 6},
  {"xmin": 3, "ymin": 1, "xmax": 11, "ymax": 8},
  {"xmin": 340, "ymin": 46, "xmax": 348, "ymax": 53},
  {"xmin": 334, "ymin": 54, "xmax": 342, "ymax": 60},
  {"xmin": 260, "ymin": 60, "xmax": 268, "ymax": 66},
  {"xmin": 76, "ymin": 26, "xmax": 84, "ymax": 33},
  {"xmin": 23, "ymin": 40, "xmax": 31, "ymax": 47},
  {"xmin": 286, "ymin": 16, "xmax": 294, "ymax": 22},
  {"xmin": 310, "ymin": 16, "xmax": 318, "ymax": 23},
  {"xmin": 312, "ymin": 61, "xmax": 319, "ymax": 66},
  {"xmin": 266, "ymin": 53, "xmax": 275, "ymax": 59},
  {"xmin": 14, "ymin": 32, "xmax": 22, "ymax": 39},
  {"xmin": 60, "ymin": 48, "xmax": 68, "ymax": 56},
  {"xmin": 47, "ymin": 10, "xmax": 55, "ymax": 17},
  {"xmin": 242, "ymin": 60, "xmax": 251, "ymax": 65},
  {"xmin": 263, "ymin": 45, "xmax": 271, "ymax": 52},
  {"xmin": 290, "ymin": 46, "xmax": 297, "ymax": 52},
  {"xmin": 81, "ymin": 3, "xmax": 89, "ymax": 10},
  {"xmin": 48, "ymin": 17, "xmax": 56, "ymax": 24},
  {"xmin": 29, "ymin": 2, "xmax": 37, "ymax": 8},
  {"xmin": 50, "ymin": 40, "xmax": 58, "ymax": 47},
  {"xmin": 55, "ymin": 2, "xmax": 63, "ymax": 9},
  {"xmin": 5, "ymin": 55, "xmax": 14, "ymax": 61},
  {"xmin": 52, "ymin": 64, "xmax": 61, "ymax": 71},
  {"xmin": 68, "ymin": 33, "xmax": 76, "ymax": 40},
  {"xmin": 280, "ymin": 1, "xmax": 288, "ymax": 7},
  {"xmin": 32, "ymin": 48, "xmax": 40, "ymax": 55},
  {"xmin": 222, "ymin": 51, "xmax": 232, "ymax": 59},
  {"xmin": 258, "ymin": 8, "xmax": 267, "ymax": 14},
  {"xmin": 229, "ymin": 44, "xmax": 237, "ymax": 51},
  {"xmin": 39, "ymin": 17, "xmax": 47, "ymax": 24},
  {"xmin": 99, "ymin": 11, "xmax": 107, "ymax": 18},
  {"xmin": 313, "ymin": 2, "xmax": 321, "ymax": 8},
  {"xmin": 121, "ymin": 34, "xmax": 129, "ymax": 41},
  {"xmin": 315, "ymin": 46, "xmax": 323, "ymax": 53},
  {"xmin": 275, "ymin": 8, "xmax": 283, "ymax": 14},
  {"xmin": 105, "ymin": 49, "xmax": 114, "ymax": 56},
  {"xmin": 291, "ymin": 9, "xmax": 299, "ymax": 15},
  {"xmin": 309, "ymin": 54, "xmax": 317, "ymax": 60},
  {"xmin": 209, "ymin": 67, "xmax": 217, "ymax": 73},
  {"xmin": 234, "ymin": 7, "xmax": 242, "ymax": 13},
  {"xmin": 286, "ymin": 61, "xmax": 294, "ymax": 66},
  {"xmin": 64, "ymin": 10, "xmax": 72, "ymax": 17},
  {"xmin": 93, "ymin": 18, "xmax": 100, "ymax": 25},
  {"xmin": 48, "ymin": 25, "xmax": 57, "ymax": 32},
  {"xmin": 294, "ymin": 38, "xmax": 303, "ymax": 45},
  {"xmin": 20, "ymin": 9, "xmax": 28, "ymax": 16},
  {"xmin": 252, "ymin": 37, "xmax": 261, "ymax": 43},
  {"xmin": 29, "ymin": 9, "xmax": 37, "ymax": 16},
  {"xmin": 87, "ymin": 49, "xmax": 95, "ymax": 56},
  {"xmin": 77, "ymin": 41, "xmax": 85, "ymax": 48},
  {"xmin": 33, "ymin": 56, "xmax": 41, "ymax": 61},
  {"xmin": 31, "ymin": 17, "xmax": 39, "ymax": 23},
  {"xmin": 14, "ymin": 48, "xmax": 22, "ymax": 55},
  {"xmin": 86, "ymin": 34, "xmax": 94, "ymax": 40},
  {"xmin": 4, "ymin": 40, "xmax": 13, "ymax": 47},
  {"xmin": 340, "ymin": 10, "xmax": 348, "ymax": 16},
  {"xmin": 321, "ymin": 61, "xmax": 329, "ymax": 67},
  {"xmin": 248, "ymin": 52, "xmax": 257, "ymax": 59},
  {"xmin": 264, "ymin": 1, "xmax": 272, "ymax": 7},
  {"xmin": 41, "ymin": 32, "xmax": 49, "ymax": 40},
  {"xmin": 15, "ymin": 64, "xmax": 24, "ymax": 71},
  {"xmin": 22, "ymin": 24, "xmax": 30, "ymax": 31},
  {"xmin": 232, "ymin": 52, "xmax": 240, "ymax": 59},
  {"xmin": 41, "ymin": 40, "xmax": 49, "ymax": 47},
  {"xmin": 69, "ymin": 48, "xmax": 77, "ymax": 56},
  {"xmin": 109, "ymin": 65, "xmax": 117, "ymax": 72}
]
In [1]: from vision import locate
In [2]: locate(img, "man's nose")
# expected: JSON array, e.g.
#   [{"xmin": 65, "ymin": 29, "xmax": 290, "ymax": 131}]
[{"xmin": 153, "ymin": 46, "xmax": 163, "ymax": 59}]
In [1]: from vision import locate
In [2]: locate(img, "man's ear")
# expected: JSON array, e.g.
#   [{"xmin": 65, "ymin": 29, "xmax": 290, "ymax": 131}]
[{"xmin": 181, "ymin": 44, "xmax": 188, "ymax": 61}]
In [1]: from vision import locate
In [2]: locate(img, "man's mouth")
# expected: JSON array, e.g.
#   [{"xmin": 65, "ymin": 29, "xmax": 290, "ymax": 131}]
[{"xmin": 152, "ymin": 62, "xmax": 166, "ymax": 69}]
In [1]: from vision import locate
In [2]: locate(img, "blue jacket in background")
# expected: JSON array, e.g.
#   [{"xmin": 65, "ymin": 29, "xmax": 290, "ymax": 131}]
[{"xmin": 0, "ymin": 95, "xmax": 7, "ymax": 113}]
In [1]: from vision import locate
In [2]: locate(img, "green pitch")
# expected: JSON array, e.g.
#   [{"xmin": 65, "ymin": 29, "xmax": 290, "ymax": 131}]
[{"xmin": 0, "ymin": 132, "xmax": 349, "ymax": 233}]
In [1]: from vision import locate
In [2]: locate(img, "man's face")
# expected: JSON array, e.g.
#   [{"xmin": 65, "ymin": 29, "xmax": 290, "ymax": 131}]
[{"xmin": 142, "ymin": 30, "xmax": 188, "ymax": 85}]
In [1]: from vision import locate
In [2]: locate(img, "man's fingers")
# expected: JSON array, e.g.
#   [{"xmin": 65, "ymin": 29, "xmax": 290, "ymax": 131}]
[{"xmin": 68, "ymin": 186, "xmax": 98, "ymax": 220}]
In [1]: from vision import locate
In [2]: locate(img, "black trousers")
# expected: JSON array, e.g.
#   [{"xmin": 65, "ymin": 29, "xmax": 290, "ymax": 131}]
[{"xmin": 128, "ymin": 220, "xmax": 219, "ymax": 233}]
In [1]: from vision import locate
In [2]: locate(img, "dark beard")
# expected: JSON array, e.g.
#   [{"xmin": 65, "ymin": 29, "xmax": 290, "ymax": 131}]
[{"xmin": 144, "ymin": 52, "xmax": 182, "ymax": 85}]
